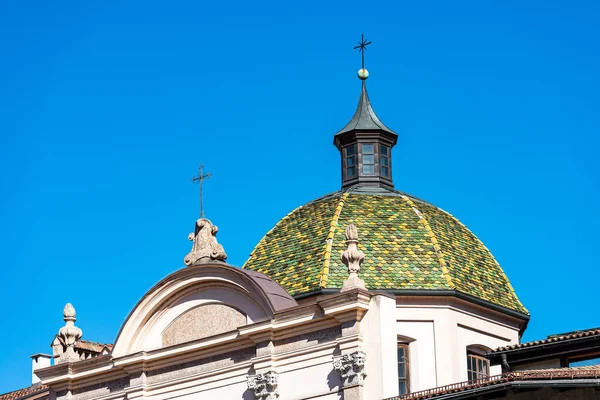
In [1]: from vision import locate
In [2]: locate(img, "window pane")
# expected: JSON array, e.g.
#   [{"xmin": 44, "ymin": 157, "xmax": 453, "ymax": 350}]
[
  {"xmin": 398, "ymin": 381, "xmax": 407, "ymax": 395},
  {"xmin": 381, "ymin": 156, "xmax": 388, "ymax": 166},
  {"xmin": 347, "ymin": 166, "xmax": 356, "ymax": 177},
  {"xmin": 397, "ymin": 348, "xmax": 405, "ymax": 362},
  {"xmin": 362, "ymin": 144, "xmax": 374, "ymax": 154},
  {"xmin": 380, "ymin": 145, "xmax": 388, "ymax": 155},
  {"xmin": 346, "ymin": 145, "xmax": 355, "ymax": 156},
  {"xmin": 381, "ymin": 167, "xmax": 389, "ymax": 177},
  {"xmin": 468, "ymin": 371, "xmax": 474, "ymax": 382},
  {"xmin": 363, "ymin": 165, "xmax": 374, "ymax": 175},
  {"xmin": 478, "ymin": 359, "xmax": 483, "ymax": 373},
  {"xmin": 347, "ymin": 156, "xmax": 355, "ymax": 167},
  {"xmin": 363, "ymin": 155, "xmax": 375, "ymax": 165},
  {"xmin": 398, "ymin": 363, "xmax": 406, "ymax": 378}
]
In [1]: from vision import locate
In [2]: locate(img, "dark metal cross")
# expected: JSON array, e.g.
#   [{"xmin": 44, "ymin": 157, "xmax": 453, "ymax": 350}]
[
  {"xmin": 353, "ymin": 34, "xmax": 372, "ymax": 69},
  {"xmin": 191, "ymin": 164, "xmax": 212, "ymax": 218}
]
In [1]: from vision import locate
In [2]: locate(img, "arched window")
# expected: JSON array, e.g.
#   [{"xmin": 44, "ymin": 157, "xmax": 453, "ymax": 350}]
[{"xmin": 467, "ymin": 345, "xmax": 491, "ymax": 382}]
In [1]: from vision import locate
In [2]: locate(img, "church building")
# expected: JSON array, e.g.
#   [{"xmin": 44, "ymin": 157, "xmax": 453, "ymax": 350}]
[{"xmin": 2, "ymin": 41, "xmax": 599, "ymax": 400}]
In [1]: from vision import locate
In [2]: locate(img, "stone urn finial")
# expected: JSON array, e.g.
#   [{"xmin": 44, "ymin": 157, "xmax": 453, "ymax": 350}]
[
  {"xmin": 340, "ymin": 224, "xmax": 366, "ymax": 292},
  {"xmin": 56, "ymin": 303, "xmax": 82, "ymax": 364},
  {"xmin": 184, "ymin": 218, "xmax": 227, "ymax": 266}
]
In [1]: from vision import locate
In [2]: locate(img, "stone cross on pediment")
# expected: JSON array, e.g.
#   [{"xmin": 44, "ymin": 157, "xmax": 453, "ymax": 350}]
[{"xmin": 184, "ymin": 218, "xmax": 227, "ymax": 266}]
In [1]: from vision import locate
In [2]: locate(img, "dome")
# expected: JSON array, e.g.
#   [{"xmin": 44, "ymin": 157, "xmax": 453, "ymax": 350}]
[{"xmin": 243, "ymin": 188, "xmax": 527, "ymax": 315}]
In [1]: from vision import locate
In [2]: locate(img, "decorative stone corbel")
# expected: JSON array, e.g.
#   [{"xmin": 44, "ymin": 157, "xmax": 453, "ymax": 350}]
[
  {"xmin": 340, "ymin": 224, "xmax": 366, "ymax": 292},
  {"xmin": 56, "ymin": 303, "xmax": 82, "ymax": 364},
  {"xmin": 184, "ymin": 218, "xmax": 227, "ymax": 266},
  {"xmin": 247, "ymin": 371, "xmax": 279, "ymax": 400},
  {"xmin": 333, "ymin": 351, "xmax": 367, "ymax": 387}
]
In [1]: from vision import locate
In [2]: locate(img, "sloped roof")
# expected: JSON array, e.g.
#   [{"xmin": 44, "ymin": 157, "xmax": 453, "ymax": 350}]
[
  {"xmin": 0, "ymin": 385, "xmax": 47, "ymax": 400},
  {"xmin": 244, "ymin": 189, "xmax": 527, "ymax": 314},
  {"xmin": 490, "ymin": 327, "xmax": 600, "ymax": 353},
  {"xmin": 388, "ymin": 366, "xmax": 600, "ymax": 400},
  {"xmin": 335, "ymin": 81, "xmax": 396, "ymax": 136},
  {"xmin": 54, "ymin": 337, "xmax": 113, "ymax": 354}
]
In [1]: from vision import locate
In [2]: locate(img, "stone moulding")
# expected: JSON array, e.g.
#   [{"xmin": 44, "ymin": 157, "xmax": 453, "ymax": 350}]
[
  {"xmin": 333, "ymin": 351, "xmax": 367, "ymax": 386},
  {"xmin": 247, "ymin": 371, "xmax": 279, "ymax": 400},
  {"xmin": 37, "ymin": 290, "xmax": 372, "ymax": 393}
]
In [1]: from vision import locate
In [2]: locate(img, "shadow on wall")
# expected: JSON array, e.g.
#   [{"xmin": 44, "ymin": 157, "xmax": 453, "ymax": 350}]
[{"xmin": 327, "ymin": 368, "xmax": 342, "ymax": 392}]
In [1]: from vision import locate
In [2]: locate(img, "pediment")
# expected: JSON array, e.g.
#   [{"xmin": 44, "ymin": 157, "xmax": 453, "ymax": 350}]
[{"xmin": 112, "ymin": 264, "xmax": 296, "ymax": 357}]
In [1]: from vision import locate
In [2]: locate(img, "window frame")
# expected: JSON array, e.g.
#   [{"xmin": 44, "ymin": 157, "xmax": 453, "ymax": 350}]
[
  {"xmin": 344, "ymin": 144, "xmax": 357, "ymax": 178},
  {"xmin": 467, "ymin": 352, "xmax": 490, "ymax": 382},
  {"xmin": 397, "ymin": 343, "xmax": 410, "ymax": 395},
  {"xmin": 361, "ymin": 143, "xmax": 376, "ymax": 175},
  {"xmin": 380, "ymin": 144, "xmax": 390, "ymax": 177}
]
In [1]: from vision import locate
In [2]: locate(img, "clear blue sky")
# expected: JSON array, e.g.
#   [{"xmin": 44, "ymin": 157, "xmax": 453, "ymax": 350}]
[{"xmin": 1, "ymin": 0, "xmax": 599, "ymax": 393}]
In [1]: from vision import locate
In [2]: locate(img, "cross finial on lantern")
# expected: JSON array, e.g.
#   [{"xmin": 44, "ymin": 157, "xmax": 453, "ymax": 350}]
[{"xmin": 353, "ymin": 34, "xmax": 372, "ymax": 80}]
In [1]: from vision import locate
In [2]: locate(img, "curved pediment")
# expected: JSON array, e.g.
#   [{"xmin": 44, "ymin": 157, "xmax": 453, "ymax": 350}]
[{"xmin": 112, "ymin": 264, "xmax": 296, "ymax": 357}]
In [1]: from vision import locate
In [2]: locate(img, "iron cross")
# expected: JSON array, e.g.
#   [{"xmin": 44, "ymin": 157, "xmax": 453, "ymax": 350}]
[
  {"xmin": 353, "ymin": 34, "xmax": 372, "ymax": 69},
  {"xmin": 191, "ymin": 164, "xmax": 212, "ymax": 218}
]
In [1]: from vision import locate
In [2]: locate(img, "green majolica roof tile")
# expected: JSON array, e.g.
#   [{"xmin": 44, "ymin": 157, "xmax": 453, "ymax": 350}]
[{"xmin": 244, "ymin": 191, "xmax": 527, "ymax": 314}]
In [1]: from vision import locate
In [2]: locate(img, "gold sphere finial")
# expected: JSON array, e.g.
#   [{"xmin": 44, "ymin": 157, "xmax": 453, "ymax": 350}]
[{"xmin": 357, "ymin": 68, "xmax": 369, "ymax": 80}]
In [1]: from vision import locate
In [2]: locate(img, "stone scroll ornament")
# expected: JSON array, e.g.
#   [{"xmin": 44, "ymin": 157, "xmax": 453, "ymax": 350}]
[
  {"xmin": 247, "ymin": 371, "xmax": 279, "ymax": 400},
  {"xmin": 57, "ymin": 303, "xmax": 83, "ymax": 364},
  {"xmin": 340, "ymin": 224, "xmax": 366, "ymax": 291},
  {"xmin": 333, "ymin": 351, "xmax": 367, "ymax": 386},
  {"xmin": 184, "ymin": 218, "xmax": 227, "ymax": 266}
]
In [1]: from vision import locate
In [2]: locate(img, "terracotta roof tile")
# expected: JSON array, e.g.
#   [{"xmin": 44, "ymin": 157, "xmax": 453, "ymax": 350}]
[
  {"xmin": 491, "ymin": 327, "xmax": 600, "ymax": 353},
  {"xmin": 55, "ymin": 336, "xmax": 113, "ymax": 354},
  {"xmin": 75, "ymin": 339, "xmax": 113, "ymax": 353},
  {"xmin": 388, "ymin": 366, "xmax": 600, "ymax": 400},
  {"xmin": 0, "ymin": 385, "xmax": 47, "ymax": 400}
]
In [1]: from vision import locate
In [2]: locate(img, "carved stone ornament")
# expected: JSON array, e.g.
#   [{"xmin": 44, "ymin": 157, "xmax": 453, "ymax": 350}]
[
  {"xmin": 56, "ymin": 303, "xmax": 83, "ymax": 364},
  {"xmin": 333, "ymin": 351, "xmax": 367, "ymax": 387},
  {"xmin": 340, "ymin": 224, "xmax": 366, "ymax": 291},
  {"xmin": 247, "ymin": 371, "xmax": 279, "ymax": 400},
  {"xmin": 184, "ymin": 218, "xmax": 227, "ymax": 266}
]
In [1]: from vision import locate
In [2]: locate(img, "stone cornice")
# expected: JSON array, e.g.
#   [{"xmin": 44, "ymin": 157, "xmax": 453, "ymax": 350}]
[{"xmin": 37, "ymin": 290, "xmax": 372, "ymax": 390}]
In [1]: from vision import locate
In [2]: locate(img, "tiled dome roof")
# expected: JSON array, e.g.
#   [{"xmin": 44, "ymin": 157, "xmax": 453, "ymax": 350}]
[{"xmin": 243, "ymin": 188, "xmax": 527, "ymax": 314}]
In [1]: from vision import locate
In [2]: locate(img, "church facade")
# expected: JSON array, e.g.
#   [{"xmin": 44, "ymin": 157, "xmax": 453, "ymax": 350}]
[{"xmin": 3, "ymin": 62, "xmax": 599, "ymax": 400}]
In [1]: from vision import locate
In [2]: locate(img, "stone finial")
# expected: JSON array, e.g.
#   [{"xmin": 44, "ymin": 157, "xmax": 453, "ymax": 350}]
[
  {"xmin": 56, "ymin": 303, "xmax": 82, "ymax": 364},
  {"xmin": 333, "ymin": 351, "xmax": 367, "ymax": 387},
  {"xmin": 184, "ymin": 218, "xmax": 227, "ymax": 266},
  {"xmin": 340, "ymin": 224, "xmax": 366, "ymax": 291},
  {"xmin": 247, "ymin": 371, "xmax": 279, "ymax": 400}
]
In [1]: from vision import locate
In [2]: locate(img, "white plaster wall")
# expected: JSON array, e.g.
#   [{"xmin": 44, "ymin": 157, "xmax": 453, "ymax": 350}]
[
  {"xmin": 456, "ymin": 325, "xmax": 511, "ymax": 381},
  {"xmin": 396, "ymin": 320, "xmax": 437, "ymax": 392},
  {"xmin": 150, "ymin": 378, "xmax": 249, "ymax": 400},
  {"xmin": 395, "ymin": 299, "xmax": 522, "ymax": 391},
  {"xmin": 362, "ymin": 295, "xmax": 398, "ymax": 400},
  {"xmin": 278, "ymin": 357, "xmax": 342, "ymax": 400},
  {"xmin": 143, "ymin": 350, "xmax": 342, "ymax": 400}
]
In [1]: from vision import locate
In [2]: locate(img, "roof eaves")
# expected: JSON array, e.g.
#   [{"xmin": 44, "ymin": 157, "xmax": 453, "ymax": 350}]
[
  {"xmin": 490, "ymin": 328, "xmax": 600, "ymax": 354},
  {"xmin": 387, "ymin": 367, "xmax": 600, "ymax": 400}
]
